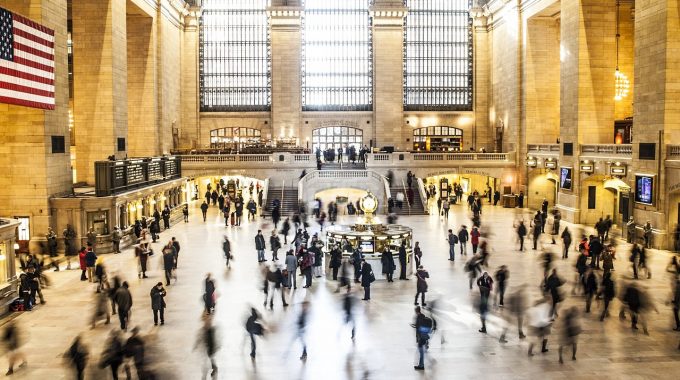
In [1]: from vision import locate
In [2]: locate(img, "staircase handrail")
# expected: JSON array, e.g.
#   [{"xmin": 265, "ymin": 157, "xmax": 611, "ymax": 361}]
[
  {"xmin": 416, "ymin": 177, "xmax": 429, "ymax": 215},
  {"xmin": 401, "ymin": 178, "xmax": 412, "ymax": 216}
]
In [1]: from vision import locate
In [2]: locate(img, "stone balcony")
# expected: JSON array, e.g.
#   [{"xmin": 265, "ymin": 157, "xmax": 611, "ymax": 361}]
[
  {"xmin": 365, "ymin": 151, "xmax": 516, "ymax": 168},
  {"xmin": 527, "ymin": 143, "xmax": 560, "ymax": 157},
  {"xmin": 579, "ymin": 144, "xmax": 633, "ymax": 160}
]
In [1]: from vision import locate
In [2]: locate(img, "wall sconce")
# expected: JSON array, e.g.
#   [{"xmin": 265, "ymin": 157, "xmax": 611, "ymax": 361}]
[
  {"xmin": 609, "ymin": 162, "xmax": 627, "ymax": 177},
  {"xmin": 526, "ymin": 156, "xmax": 537, "ymax": 167},
  {"xmin": 580, "ymin": 160, "xmax": 594, "ymax": 173},
  {"xmin": 544, "ymin": 158, "xmax": 557, "ymax": 169}
]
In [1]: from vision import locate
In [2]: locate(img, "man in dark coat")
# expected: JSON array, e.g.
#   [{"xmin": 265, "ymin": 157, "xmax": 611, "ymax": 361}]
[
  {"xmin": 162, "ymin": 206, "xmax": 171, "ymax": 230},
  {"xmin": 162, "ymin": 243, "xmax": 176, "ymax": 286},
  {"xmin": 381, "ymin": 248, "xmax": 396, "ymax": 282},
  {"xmin": 150, "ymin": 282, "xmax": 166, "ymax": 325},
  {"xmin": 414, "ymin": 266, "xmax": 429, "ymax": 306},
  {"xmin": 203, "ymin": 274, "xmax": 216, "ymax": 315},
  {"xmin": 588, "ymin": 235, "xmax": 603, "ymax": 269},
  {"xmin": 171, "ymin": 237, "xmax": 180, "ymax": 269},
  {"xmin": 359, "ymin": 260, "xmax": 374, "ymax": 301},
  {"xmin": 398, "ymin": 242, "xmax": 409, "ymax": 280},
  {"xmin": 200, "ymin": 201, "xmax": 209, "ymax": 222},
  {"xmin": 255, "ymin": 230, "xmax": 266, "ymax": 262},
  {"xmin": 114, "ymin": 282, "xmax": 133, "ymax": 330}
]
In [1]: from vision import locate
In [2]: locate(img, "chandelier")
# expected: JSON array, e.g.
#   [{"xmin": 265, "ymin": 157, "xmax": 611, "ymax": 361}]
[{"xmin": 614, "ymin": 1, "xmax": 629, "ymax": 101}]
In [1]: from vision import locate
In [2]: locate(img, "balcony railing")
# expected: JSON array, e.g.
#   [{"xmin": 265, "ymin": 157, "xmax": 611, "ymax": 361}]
[
  {"xmin": 367, "ymin": 152, "xmax": 515, "ymax": 166},
  {"xmin": 668, "ymin": 145, "xmax": 680, "ymax": 159},
  {"xmin": 580, "ymin": 144, "xmax": 633, "ymax": 157},
  {"xmin": 527, "ymin": 144, "xmax": 560, "ymax": 154}
]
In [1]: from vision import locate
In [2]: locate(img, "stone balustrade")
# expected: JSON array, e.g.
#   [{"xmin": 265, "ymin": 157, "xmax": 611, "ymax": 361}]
[{"xmin": 580, "ymin": 144, "xmax": 633, "ymax": 158}]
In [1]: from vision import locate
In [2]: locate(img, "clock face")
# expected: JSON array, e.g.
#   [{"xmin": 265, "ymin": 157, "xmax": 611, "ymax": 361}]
[{"xmin": 362, "ymin": 195, "xmax": 377, "ymax": 213}]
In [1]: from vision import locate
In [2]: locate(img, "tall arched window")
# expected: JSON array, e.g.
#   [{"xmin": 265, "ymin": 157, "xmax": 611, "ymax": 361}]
[
  {"xmin": 312, "ymin": 127, "xmax": 364, "ymax": 152},
  {"xmin": 302, "ymin": 0, "xmax": 373, "ymax": 111},
  {"xmin": 404, "ymin": 0, "xmax": 473, "ymax": 111},
  {"xmin": 200, "ymin": 0, "xmax": 271, "ymax": 111}
]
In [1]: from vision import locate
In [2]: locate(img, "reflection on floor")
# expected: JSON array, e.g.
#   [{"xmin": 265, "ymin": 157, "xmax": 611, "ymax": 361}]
[{"xmin": 3, "ymin": 200, "xmax": 680, "ymax": 379}]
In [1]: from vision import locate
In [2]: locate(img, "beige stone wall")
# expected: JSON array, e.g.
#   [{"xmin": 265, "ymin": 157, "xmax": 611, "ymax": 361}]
[
  {"xmin": 373, "ymin": 15, "xmax": 405, "ymax": 148},
  {"xmin": 270, "ymin": 21, "xmax": 302, "ymax": 142},
  {"xmin": 180, "ymin": 9, "xmax": 199, "ymax": 149},
  {"xmin": 473, "ymin": 16, "xmax": 492, "ymax": 152},
  {"xmin": 614, "ymin": 2, "xmax": 635, "ymax": 120},
  {"xmin": 157, "ymin": 0, "xmax": 183, "ymax": 154},
  {"xmin": 0, "ymin": 0, "xmax": 71, "ymax": 247},
  {"xmin": 72, "ymin": 0, "xmax": 129, "ymax": 184},
  {"xmin": 127, "ymin": 14, "xmax": 158, "ymax": 157},
  {"xmin": 524, "ymin": 17, "xmax": 560, "ymax": 144}
]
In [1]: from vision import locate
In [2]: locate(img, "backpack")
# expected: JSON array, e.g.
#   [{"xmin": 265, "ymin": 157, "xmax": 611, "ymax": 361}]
[
  {"xmin": 417, "ymin": 316, "xmax": 434, "ymax": 335},
  {"xmin": 449, "ymin": 234, "xmax": 458, "ymax": 245}
]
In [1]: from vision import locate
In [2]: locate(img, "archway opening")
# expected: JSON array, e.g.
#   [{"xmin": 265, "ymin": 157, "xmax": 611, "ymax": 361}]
[
  {"xmin": 314, "ymin": 188, "xmax": 369, "ymax": 216},
  {"xmin": 312, "ymin": 126, "xmax": 364, "ymax": 153},
  {"xmin": 527, "ymin": 169, "xmax": 558, "ymax": 210}
]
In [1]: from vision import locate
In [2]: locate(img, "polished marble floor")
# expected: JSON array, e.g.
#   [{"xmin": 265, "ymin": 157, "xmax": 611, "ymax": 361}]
[{"xmin": 2, "ymin": 199, "xmax": 680, "ymax": 379}]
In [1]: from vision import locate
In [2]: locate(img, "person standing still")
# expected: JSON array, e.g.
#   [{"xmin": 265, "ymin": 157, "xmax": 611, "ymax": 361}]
[
  {"xmin": 255, "ymin": 230, "xmax": 266, "ymax": 263},
  {"xmin": 477, "ymin": 272, "xmax": 493, "ymax": 333},
  {"xmin": 458, "ymin": 226, "xmax": 469, "ymax": 256},
  {"xmin": 285, "ymin": 250, "xmax": 298, "ymax": 289},
  {"xmin": 381, "ymin": 248, "xmax": 396, "ymax": 282},
  {"xmin": 359, "ymin": 260, "xmax": 374, "ymax": 300},
  {"xmin": 414, "ymin": 266, "xmax": 429, "ymax": 306},
  {"xmin": 200, "ymin": 201, "xmax": 209, "ymax": 222},
  {"xmin": 150, "ymin": 282, "xmax": 166, "ymax": 325},
  {"xmin": 111, "ymin": 226, "xmax": 122, "ymax": 254},
  {"xmin": 399, "ymin": 242, "xmax": 409, "ymax": 280},
  {"xmin": 162, "ymin": 244, "xmax": 176, "ymax": 286},
  {"xmin": 446, "ymin": 230, "xmax": 458, "ymax": 261},
  {"xmin": 114, "ymin": 282, "xmax": 132, "ymax": 331},
  {"xmin": 494, "ymin": 265, "xmax": 509, "ymax": 307},
  {"xmin": 85, "ymin": 244, "xmax": 97, "ymax": 283}
]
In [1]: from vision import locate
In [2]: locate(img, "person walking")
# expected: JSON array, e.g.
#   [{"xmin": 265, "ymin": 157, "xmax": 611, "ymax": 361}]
[
  {"xmin": 527, "ymin": 297, "xmax": 552, "ymax": 356},
  {"xmin": 531, "ymin": 216, "xmax": 542, "ymax": 250},
  {"xmin": 414, "ymin": 266, "xmax": 429, "ymax": 306},
  {"xmin": 499, "ymin": 286, "xmax": 527, "ymax": 343},
  {"xmin": 517, "ymin": 220, "xmax": 527, "ymax": 251},
  {"xmin": 204, "ymin": 274, "xmax": 216, "ymax": 315},
  {"xmin": 545, "ymin": 269, "xmax": 565, "ymax": 319},
  {"xmin": 194, "ymin": 316, "xmax": 219, "ymax": 379},
  {"xmin": 643, "ymin": 221, "xmax": 653, "ymax": 248},
  {"xmin": 412, "ymin": 306, "xmax": 435, "ymax": 371},
  {"xmin": 92, "ymin": 289, "xmax": 111, "ymax": 328},
  {"xmin": 584, "ymin": 268, "xmax": 598, "ymax": 313},
  {"xmin": 150, "ymin": 282, "xmax": 166, "ymax": 326},
  {"xmin": 201, "ymin": 201, "xmax": 209, "ymax": 222},
  {"xmin": 270, "ymin": 230, "xmax": 281, "ymax": 261},
  {"xmin": 245, "ymin": 308, "xmax": 265, "ymax": 359},
  {"xmin": 183, "ymin": 204, "xmax": 189, "ymax": 223},
  {"xmin": 135, "ymin": 244, "xmax": 149, "ymax": 279},
  {"xmin": 359, "ymin": 259, "xmax": 375, "ymax": 301},
  {"xmin": 100, "ymin": 330, "xmax": 125, "ymax": 380},
  {"xmin": 162, "ymin": 243, "xmax": 176, "ymax": 286},
  {"xmin": 446, "ymin": 229, "xmax": 458, "ymax": 261},
  {"xmin": 255, "ymin": 230, "xmax": 266, "ymax": 263},
  {"xmin": 441, "ymin": 198, "xmax": 450, "ymax": 219},
  {"xmin": 458, "ymin": 226, "xmax": 469, "ymax": 256},
  {"xmin": 599, "ymin": 272, "xmax": 616, "ymax": 321},
  {"xmin": 470, "ymin": 226, "xmax": 481, "ymax": 254},
  {"xmin": 671, "ymin": 278, "xmax": 680, "ymax": 331},
  {"xmin": 300, "ymin": 249, "xmax": 314, "ymax": 288},
  {"xmin": 3, "ymin": 321, "xmax": 27, "ymax": 375},
  {"xmin": 558, "ymin": 307, "xmax": 581, "ymax": 364},
  {"xmin": 66, "ymin": 335, "xmax": 88, "ymax": 380},
  {"xmin": 494, "ymin": 265, "xmax": 509, "ymax": 307},
  {"xmin": 477, "ymin": 271, "xmax": 493, "ymax": 333},
  {"xmin": 381, "ymin": 248, "xmax": 396, "ymax": 282},
  {"xmin": 296, "ymin": 302, "xmax": 310, "ymax": 360},
  {"xmin": 222, "ymin": 237, "xmax": 232, "ymax": 268},
  {"xmin": 414, "ymin": 241, "xmax": 423, "ymax": 268},
  {"xmin": 114, "ymin": 282, "xmax": 132, "ymax": 331},
  {"xmin": 561, "ymin": 227, "xmax": 572, "ymax": 259},
  {"xmin": 171, "ymin": 237, "xmax": 180, "ymax": 269},
  {"xmin": 398, "ymin": 242, "xmax": 409, "ymax": 280}
]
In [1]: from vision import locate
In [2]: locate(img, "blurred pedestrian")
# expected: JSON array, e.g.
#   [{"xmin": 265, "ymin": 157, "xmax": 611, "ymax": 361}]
[
  {"xmin": 296, "ymin": 302, "xmax": 310, "ymax": 360},
  {"xmin": 150, "ymin": 282, "xmax": 166, "ymax": 326},
  {"xmin": 3, "ymin": 321, "xmax": 27, "ymax": 375},
  {"xmin": 584, "ymin": 268, "xmax": 598, "ymax": 313},
  {"xmin": 561, "ymin": 227, "xmax": 572, "ymax": 259},
  {"xmin": 414, "ymin": 242, "xmax": 423, "ymax": 268},
  {"xmin": 114, "ymin": 282, "xmax": 133, "ymax": 331},
  {"xmin": 399, "ymin": 242, "xmax": 409, "ymax": 280},
  {"xmin": 222, "ymin": 237, "xmax": 232, "ymax": 268},
  {"xmin": 527, "ymin": 297, "xmax": 552, "ymax": 356},
  {"xmin": 99, "ymin": 330, "xmax": 124, "ymax": 380},
  {"xmin": 92, "ymin": 290, "xmax": 111, "ymax": 329},
  {"xmin": 412, "ymin": 306, "xmax": 435, "ymax": 371},
  {"xmin": 162, "ymin": 243, "xmax": 176, "ymax": 286},
  {"xmin": 135, "ymin": 244, "xmax": 149, "ymax": 279},
  {"xmin": 343, "ymin": 291, "xmax": 357, "ymax": 341},
  {"xmin": 558, "ymin": 307, "xmax": 581, "ymax": 364},
  {"xmin": 477, "ymin": 272, "xmax": 493, "ymax": 333},
  {"xmin": 123, "ymin": 327, "xmax": 146, "ymax": 380},
  {"xmin": 544, "ymin": 269, "xmax": 565, "ymax": 319},
  {"xmin": 329, "ymin": 245, "xmax": 342, "ymax": 281},
  {"xmin": 494, "ymin": 265, "xmax": 509, "ymax": 307},
  {"xmin": 204, "ymin": 273, "xmax": 216, "ymax": 315},
  {"xmin": 516, "ymin": 220, "xmax": 527, "ymax": 251},
  {"xmin": 499, "ymin": 286, "xmax": 527, "ymax": 343},
  {"xmin": 600, "ymin": 272, "xmax": 616, "ymax": 321},
  {"xmin": 66, "ymin": 335, "xmax": 88, "ymax": 380},
  {"xmin": 245, "ymin": 308, "xmax": 264, "ymax": 359},
  {"xmin": 195, "ymin": 315, "xmax": 219, "ymax": 378}
]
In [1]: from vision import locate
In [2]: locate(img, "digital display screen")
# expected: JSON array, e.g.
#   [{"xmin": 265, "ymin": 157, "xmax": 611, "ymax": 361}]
[
  {"xmin": 360, "ymin": 241, "xmax": 374, "ymax": 253},
  {"xmin": 635, "ymin": 175, "xmax": 654, "ymax": 205},
  {"xmin": 560, "ymin": 167, "xmax": 572, "ymax": 190}
]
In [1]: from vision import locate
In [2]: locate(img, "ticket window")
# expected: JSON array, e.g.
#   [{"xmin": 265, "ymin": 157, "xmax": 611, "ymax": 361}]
[{"xmin": 87, "ymin": 211, "xmax": 109, "ymax": 235}]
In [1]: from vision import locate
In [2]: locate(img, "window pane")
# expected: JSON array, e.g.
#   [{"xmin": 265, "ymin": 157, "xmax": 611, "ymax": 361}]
[
  {"xmin": 302, "ymin": 0, "xmax": 373, "ymax": 111},
  {"xmin": 200, "ymin": 0, "xmax": 271, "ymax": 111},
  {"xmin": 404, "ymin": 0, "xmax": 473, "ymax": 111}
]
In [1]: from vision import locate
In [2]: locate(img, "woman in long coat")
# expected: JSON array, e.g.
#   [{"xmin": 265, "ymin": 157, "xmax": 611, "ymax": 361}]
[
  {"xmin": 415, "ymin": 266, "xmax": 429, "ymax": 306},
  {"xmin": 380, "ymin": 249, "xmax": 396, "ymax": 282}
]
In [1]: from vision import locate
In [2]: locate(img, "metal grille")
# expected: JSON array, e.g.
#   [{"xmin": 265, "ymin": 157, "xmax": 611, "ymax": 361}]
[
  {"xmin": 302, "ymin": 0, "xmax": 373, "ymax": 111},
  {"xmin": 199, "ymin": 0, "xmax": 271, "ymax": 112},
  {"xmin": 403, "ymin": 0, "xmax": 473, "ymax": 111}
]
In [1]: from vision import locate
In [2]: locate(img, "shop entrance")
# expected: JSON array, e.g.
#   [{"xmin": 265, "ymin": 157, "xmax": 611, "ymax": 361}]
[
  {"xmin": 314, "ymin": 188, "xmax": 369, "ymax": 216},
  {"xmin": 579, "ymin": 176, "xmax": 629, "ymax": 226},
  {"xmin": 527, "ymin": 169, "xmax": 558, "ymax": 210},
  {"xmin": 424, "ymin": 173, "xmax": 499, "ymax": 204}
]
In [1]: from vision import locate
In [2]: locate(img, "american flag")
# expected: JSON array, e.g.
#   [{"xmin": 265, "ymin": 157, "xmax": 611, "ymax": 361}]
[{"xmin": 0, "ymin": 7, "xmax": 55, "ymax": 110}]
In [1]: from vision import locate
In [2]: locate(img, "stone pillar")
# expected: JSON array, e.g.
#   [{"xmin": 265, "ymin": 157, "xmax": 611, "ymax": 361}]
[
  {"xmin": 0, "ymin": 0, "xmax": 71, "ymax": 250},
  {"xmin": 72, "ymin": 0, "xmax": 128, "ymax": 184},
  {"xmin": 181, "ymin": 7, "xmax": 200, "ymax": 149},
  {"xmin": 370, "ymin": 1, "xmax": 407, "ymax": 149},
  {"xmin": 127, "ymin": 12, "xmax": 157, "ymax": 157},
  {"xmin": 631, "ymin": 0, "xmax": 680, "ymax": 247},
  {"xmin": 471, "ymin": 10, "xmax": 491, "ymax": 152},
  {"xmin": 268, "ymin": 3, "xmax": 303, "ymax": 142},
  {"xmin": 558, "ymin": 0, "xmax": 616, "ymax": 223}
]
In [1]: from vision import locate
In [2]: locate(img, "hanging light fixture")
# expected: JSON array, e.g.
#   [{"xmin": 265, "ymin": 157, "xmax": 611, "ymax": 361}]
[{"xmin": 614, "ymin": 0, "xmax": 630, "ymax": 101}]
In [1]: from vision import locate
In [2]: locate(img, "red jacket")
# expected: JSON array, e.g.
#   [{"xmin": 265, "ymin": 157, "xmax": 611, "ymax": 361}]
[
  {"xmin": 79, "ymin": 250, "xmax": 87, "ymax": 270},
  {"xmin": 471, "ymin": 229, "xmax": 481, "ymax": 245}
]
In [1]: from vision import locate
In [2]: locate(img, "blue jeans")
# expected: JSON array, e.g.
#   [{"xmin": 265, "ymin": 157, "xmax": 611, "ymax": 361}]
[
  {"xmin": 449, "ymin": 245, "xmax": 456, "ymax": 260},
  {"xmin": 460, "ymin": 242, "xmax": 467, "ymax": 255},
  {"xmin": 257, "ymin": 250, "xmax": 265, "ymax": 261}
]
